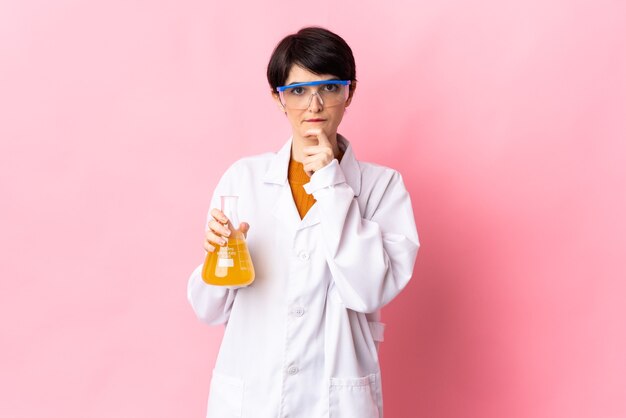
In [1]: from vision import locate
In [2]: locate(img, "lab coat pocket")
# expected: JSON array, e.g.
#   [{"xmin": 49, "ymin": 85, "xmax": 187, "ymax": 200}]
[
  {"xmin": 329, "ymin": 373, "xmax": 381, "ymax": 418},
  {"xmin": 206, "ymin": 370, "xmax": 244, "ymax": 418}
]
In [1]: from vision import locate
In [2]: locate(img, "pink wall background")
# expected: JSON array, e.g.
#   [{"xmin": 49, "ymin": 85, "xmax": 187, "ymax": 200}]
[{"xmin": 1, "ymin": 1, "xmax": 625, "ymax": 417}]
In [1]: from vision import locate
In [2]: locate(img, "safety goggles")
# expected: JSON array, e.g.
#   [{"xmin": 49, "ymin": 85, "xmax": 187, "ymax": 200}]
[{"xmin": 276, "ymin": 80, "xmax": 351, "ymax": 110}]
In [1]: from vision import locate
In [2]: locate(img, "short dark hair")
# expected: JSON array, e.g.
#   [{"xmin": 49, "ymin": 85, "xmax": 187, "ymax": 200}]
[{"xmin": 267, "ymin": 27, "xmax": 357, "ymax": 92}]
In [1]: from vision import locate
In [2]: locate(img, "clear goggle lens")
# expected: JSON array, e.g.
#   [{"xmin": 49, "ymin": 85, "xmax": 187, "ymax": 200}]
[{"xmin": 277, "ymin": 80, "xmax": 351, "ymax": 110}]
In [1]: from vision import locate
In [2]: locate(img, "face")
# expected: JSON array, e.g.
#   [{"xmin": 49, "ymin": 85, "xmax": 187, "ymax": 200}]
[{"xmin": 273, "ymin": 65, "xmax": 355, "ymax": 144}]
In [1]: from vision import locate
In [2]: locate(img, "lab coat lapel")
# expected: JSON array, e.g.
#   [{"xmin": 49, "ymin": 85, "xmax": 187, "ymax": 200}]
[
  {"xmin": 298, "ymin": 203, "xmax": 320, "ymax": 230},
  {"xmin": 273, "ymin": 185, "xmax": 302, "ymax": 234},
  {"xmin": 263, "ymin": 138, "xmax": 301, "ymax": 234},
  {"xmin": 337, "ymin": 135, "xmax": 362, "ymax": 197}
]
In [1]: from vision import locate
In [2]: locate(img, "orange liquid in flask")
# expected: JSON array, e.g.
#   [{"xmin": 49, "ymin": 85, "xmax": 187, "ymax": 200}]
[{"xmin": 201, "ymin": 196, "xmax": 255, "ymax": 287}]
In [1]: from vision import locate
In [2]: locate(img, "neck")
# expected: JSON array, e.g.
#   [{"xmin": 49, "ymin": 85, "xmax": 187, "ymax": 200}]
[{"xmin": 291, "ymin": 132, "xmax": 340, "ymax": 162}]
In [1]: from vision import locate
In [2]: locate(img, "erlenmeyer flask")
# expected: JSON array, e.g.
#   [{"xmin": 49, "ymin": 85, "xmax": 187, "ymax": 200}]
[{"xmin": 202, "ymin": 196, "xmax": 255, "ymax": 287}]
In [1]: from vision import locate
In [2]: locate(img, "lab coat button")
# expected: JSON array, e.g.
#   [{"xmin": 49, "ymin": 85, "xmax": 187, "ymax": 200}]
[
  {"xmin": 298, "ymin": 251, "xmax": 309, "ymax": 261},
  {"xmin": 291, "ymin": 306, "xmax": 305, "ymax": 317},
  {"xmin": 287, "ymin": 365, "xmax": 299, "ymax": 375}
]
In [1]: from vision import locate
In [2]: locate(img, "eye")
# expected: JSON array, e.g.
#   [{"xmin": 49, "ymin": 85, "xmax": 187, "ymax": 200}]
[
  {"xmin": 322, "ymin": 84, "xmax": 340, "ymax": 93},
  {"xmin": 288, "ymin": 87, "xmax": 305, "ymax": 96}
]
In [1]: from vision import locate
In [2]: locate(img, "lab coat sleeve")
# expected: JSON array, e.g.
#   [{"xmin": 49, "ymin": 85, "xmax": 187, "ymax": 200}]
[
  {"xmin": 187, "ymin": 264, "xmax": 237, "ymax": 326},
  {"xmin": 187, "ymin": 165, "xmax": 238, "ymax": 326},
  {"xmin": 304, "ymin": 159, "xmax": 420, "ymax": 313}
]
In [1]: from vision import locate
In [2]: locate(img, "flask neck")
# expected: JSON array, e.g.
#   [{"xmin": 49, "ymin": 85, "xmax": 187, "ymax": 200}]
[{"xmin": 220, "ymin": 196, "xmax": 240, "ymax": 230}]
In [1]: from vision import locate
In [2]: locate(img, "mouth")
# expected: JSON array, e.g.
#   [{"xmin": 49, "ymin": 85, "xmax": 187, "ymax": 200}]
[{"xmin": 304, "ymin": 118, "xmax": 326, "ymax": 123}]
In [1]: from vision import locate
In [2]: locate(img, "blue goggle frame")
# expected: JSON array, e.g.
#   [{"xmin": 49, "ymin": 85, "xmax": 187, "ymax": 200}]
[{"xmin": 276, "ymin": 79, "xmax": 351, "ymax": 92}]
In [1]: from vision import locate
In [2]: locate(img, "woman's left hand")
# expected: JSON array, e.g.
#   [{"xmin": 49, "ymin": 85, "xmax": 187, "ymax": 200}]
[{"xmin": 302, "ymin": 129, "xmax": 335, "ymax": 176}]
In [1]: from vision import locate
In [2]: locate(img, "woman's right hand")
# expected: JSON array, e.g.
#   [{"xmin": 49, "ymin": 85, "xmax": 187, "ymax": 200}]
[{"xmin": 203, "ymin": 208, "xmax": 250, "ymax": 253}]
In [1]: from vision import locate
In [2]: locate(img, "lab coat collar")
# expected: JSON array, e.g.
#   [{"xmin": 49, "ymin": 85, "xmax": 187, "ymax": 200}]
[{"xmin": 262, "ymin": 134, "xmax": 362, "ymax": 197}]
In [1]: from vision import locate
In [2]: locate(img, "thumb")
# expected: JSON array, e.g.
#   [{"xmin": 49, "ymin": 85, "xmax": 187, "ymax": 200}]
[
  {"xmin": 317, "ymin": 131, "xmax": 332, "ymax": 149},
  {"xmin": 239, "ymin": 222, "xmax": 250, "ymax": 238}
]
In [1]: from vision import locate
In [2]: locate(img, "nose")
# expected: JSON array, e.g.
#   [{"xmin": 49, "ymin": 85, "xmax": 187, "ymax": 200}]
[{"xmin": 307, "ymin": 92, "xmax": 324, "ymax": 111}]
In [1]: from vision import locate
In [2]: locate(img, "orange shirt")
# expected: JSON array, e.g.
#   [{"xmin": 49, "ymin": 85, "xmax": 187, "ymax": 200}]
[
  {"xmin": 288, "ymin": 159, "xmax": 316, "ymax": 219},
  {"xmin": 288, "ymin": 152, "xmax": 344, "ymax": 219}
]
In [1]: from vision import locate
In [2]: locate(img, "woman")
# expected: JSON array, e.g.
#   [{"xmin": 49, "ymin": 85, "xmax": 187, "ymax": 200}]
[{"xmin": 188, "ymin": 27, "xmax": 419, "ymax": 417}]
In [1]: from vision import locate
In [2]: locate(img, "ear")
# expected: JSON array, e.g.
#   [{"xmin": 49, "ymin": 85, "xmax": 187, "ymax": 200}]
[
  {"xmin": 271, "ymin": 91, "xmax": 286, "ymax": 113},
  {"xmin": 345, "ymin": 80, "xmax": 357, "ymax": 107}
]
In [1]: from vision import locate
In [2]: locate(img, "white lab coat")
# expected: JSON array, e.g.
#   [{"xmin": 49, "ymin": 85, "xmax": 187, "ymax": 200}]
[{"xmin": 188, "ymin": 135, "xmax": 419, "ymax": 418}]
